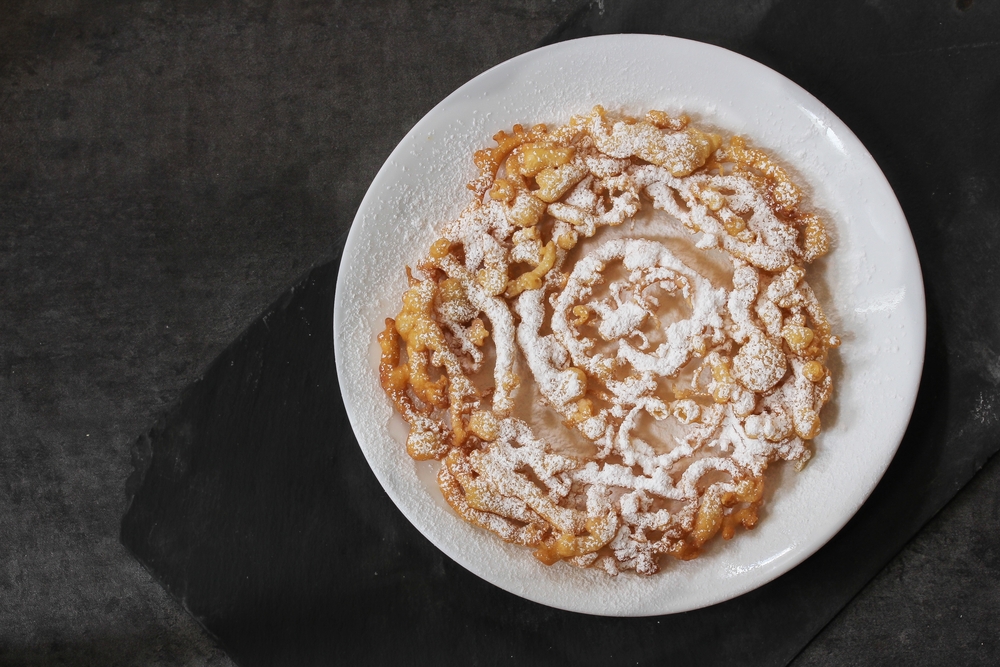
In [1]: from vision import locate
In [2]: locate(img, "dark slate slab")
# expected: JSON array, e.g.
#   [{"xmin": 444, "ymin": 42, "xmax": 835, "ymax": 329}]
[{"xmin": 121, "ymin": 1, "xmax": 1000, "ymax": 665}]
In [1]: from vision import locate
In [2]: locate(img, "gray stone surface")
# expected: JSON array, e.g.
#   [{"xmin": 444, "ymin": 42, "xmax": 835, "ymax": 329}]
[
  {"xmin": 0, "ymin": 1, "xmax": 578, "ymax": 663},
  {"xmin": 1, "ymin": 0, "xmax": 998, "ymax": 665},
  {"xmin": 793, "ymin": 451, "xmax": 1000, "ymax": 666}
]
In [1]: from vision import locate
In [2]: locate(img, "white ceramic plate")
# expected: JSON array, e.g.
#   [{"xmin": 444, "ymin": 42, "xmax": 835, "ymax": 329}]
[{"xmin": 334, "ymin": 34, "xmax": 925, "ymax": 616}]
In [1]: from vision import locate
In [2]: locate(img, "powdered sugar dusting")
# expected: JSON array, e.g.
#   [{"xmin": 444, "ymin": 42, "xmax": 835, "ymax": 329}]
[{"xmin": 334, "ymin": 35, "xmax": 925, "ymax": 616}]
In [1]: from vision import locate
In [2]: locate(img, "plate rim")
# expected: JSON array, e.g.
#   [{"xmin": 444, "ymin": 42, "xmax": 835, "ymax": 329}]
[{"xmin": 333, "ymin": 33, "xmax": 926, "ymax": 616}]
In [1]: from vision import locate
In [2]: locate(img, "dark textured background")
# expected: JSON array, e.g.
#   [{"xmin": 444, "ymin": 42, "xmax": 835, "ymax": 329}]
[{"xmin": 1, "ymin": 0, "xmax": 998, "ymax": 665}]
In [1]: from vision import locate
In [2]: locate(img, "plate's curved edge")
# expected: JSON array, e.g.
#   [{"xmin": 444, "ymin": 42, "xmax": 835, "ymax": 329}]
[{"xmin": 333, "ymin": 33, "xmax": 928, "ymax": 617}]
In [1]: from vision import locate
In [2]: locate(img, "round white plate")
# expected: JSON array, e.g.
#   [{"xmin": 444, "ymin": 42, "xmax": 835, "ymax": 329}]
[{"xmin": 333, "ymin": 34, "xmax": 925, "ymax": 616}]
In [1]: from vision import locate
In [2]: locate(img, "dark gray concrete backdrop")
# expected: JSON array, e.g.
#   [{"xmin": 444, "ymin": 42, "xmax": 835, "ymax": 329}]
[
  {"xmin": 1, "ymin": 0, "xmax": 997, "ymax": 665},
  {"xmin": 0, "ymin": 1, "xmax": 578, "ymax": 663}
]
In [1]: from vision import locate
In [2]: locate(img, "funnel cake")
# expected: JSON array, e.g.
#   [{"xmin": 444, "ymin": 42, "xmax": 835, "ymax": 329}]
[{"xmin": 378, "ymin": 107, "xmax": 839, "ymax": 576}]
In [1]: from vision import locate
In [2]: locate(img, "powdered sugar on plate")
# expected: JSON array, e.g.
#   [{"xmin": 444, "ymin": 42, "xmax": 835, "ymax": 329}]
[{"xmin": 334, "ymin": 34, "xmax": 924, "ymax": 616}]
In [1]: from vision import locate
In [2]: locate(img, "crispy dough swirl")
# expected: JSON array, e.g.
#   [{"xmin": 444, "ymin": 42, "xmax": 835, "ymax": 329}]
[{"xmin": 378, "ymin": 107, "xmax": 839, "ymax": 575}]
